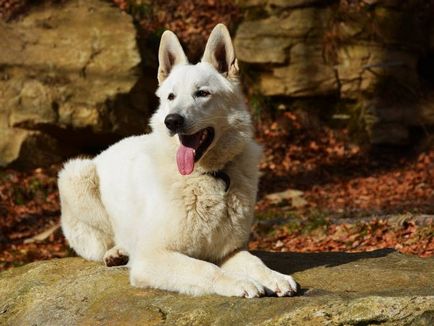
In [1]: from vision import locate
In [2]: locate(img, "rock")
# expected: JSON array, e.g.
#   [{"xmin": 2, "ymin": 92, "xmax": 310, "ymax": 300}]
[
  {"xmin": 1, "ymin": 250, "xmax": 432, "ymax": 325},
  {"xmin": 260, "ymin": 63, "xmax": 338, "ymax": 97},
  {"xmin": 234, "ymin": 1, "xmax": 432, "ymax": 145},
  {"xmin": 235, "ymin": 8, "xmax": 332, "ymax": 65},
  {"xmin": 420, "ymin": 98, "xmax": 434, "ymax": 125},
  {"xmin": 0, "ymin": 128, "xmax": 29, "ymax": 167},
  {"xmin": 235, "ymin": 0, "xmax": 267, "ymax": 8},
  {"xmin": 368, "ymin": 122, "xmax": 410, "ymax": 145},
  {"xmin": 236, "ymin": 0, "xmax": 329, "ymax": 10},
  {"xmin": 0, "ymin": 128, "xmax": 63, "ymax": 167},
  {"xmin": 267, "ymin": 0, "xmax": 326, "ymax": 8},
  {"xmin": 265, "ymin": 189, "xmax": 307, "ymax": 208},
  {"xmin": 266, "ymin": 189, "xmax": 304, "ymax": 203},
  {"xmin": 0, "ymin": 0, "xmax": 155, "ymax": 167},
  {"xmin": 235, "ymin": 7, "xmax": 338, "ymax": 97},
  {"xmin": 291, "ymin": 196, "xmax": 308, "ymax": 208},
  {"xmin": 336, "ymin": 44, "xmax": 419, "ymax": 99},
  {"xmin": 359, "ymin": 97, "xmax": 416, "ymax": 145}
]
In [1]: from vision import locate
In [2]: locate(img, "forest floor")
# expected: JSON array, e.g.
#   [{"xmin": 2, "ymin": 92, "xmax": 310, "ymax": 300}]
[
  {"xmin": 0, "ymin": 112, "xmax": 433, "ymax": 271},
  {"xmin": 0, "ymin": 0, "xmax": 433, "ymax": 271}
]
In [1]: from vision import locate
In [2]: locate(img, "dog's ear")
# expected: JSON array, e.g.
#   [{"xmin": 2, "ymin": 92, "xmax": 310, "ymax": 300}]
[
  {"xmin": 158, "ymin": 31, "xmax": 188, "ymax": 84},
  {"xmin": 202, "ymin": 24, "xmax": 239, "ymax": 80}
]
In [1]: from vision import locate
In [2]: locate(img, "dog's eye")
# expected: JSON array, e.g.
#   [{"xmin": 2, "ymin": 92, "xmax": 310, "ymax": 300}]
[
  {"xmin": 168, "ymin": 93, "xmax": 175, "ymax": 101},
  {"xmin": 195, "ymin": 90, "xmax": 210, "ymax": 98}
]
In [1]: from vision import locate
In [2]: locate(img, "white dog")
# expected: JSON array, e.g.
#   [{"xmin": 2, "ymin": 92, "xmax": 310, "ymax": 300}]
[{"xmin": 58, "ymin": 24, "xmax": 298, "ymax": 298}]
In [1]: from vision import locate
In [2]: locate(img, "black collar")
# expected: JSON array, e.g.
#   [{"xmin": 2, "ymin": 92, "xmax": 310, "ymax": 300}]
[{"xmin": 204, "ymin": 170, "xmax": 231, "ymax": 192}]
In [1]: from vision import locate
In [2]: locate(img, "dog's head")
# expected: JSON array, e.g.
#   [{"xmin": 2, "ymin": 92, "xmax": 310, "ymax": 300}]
[{"xmin": 152, "ymin": 24, "xmax": 253, "ymax": 176}]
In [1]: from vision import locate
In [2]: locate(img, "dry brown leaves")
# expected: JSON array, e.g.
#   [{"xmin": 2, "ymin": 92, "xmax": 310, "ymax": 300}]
[
  {"xmin": 256, "ymin": 111, "xmax": 434, "ymax": 216},
  {"xmin": 252, "ymin": 111, "xmax": 433, "ymax": 257},
  {"xmin": 0, "ymin": 0, "xmax": 27, "ymax": 20},
  {"xmin": 114, "ymin": 0, "xmax": 241, "ymax": 61},
  {"xmin": 0, "ymin": 165, "xmax": 70, "ymax": 270},
  {"xmin": 249, "ymin": 218, "xmax": 434, "ymax": 258}
]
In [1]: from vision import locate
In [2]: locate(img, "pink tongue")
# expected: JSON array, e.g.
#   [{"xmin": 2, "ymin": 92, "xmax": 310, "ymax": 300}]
[
  {"xmin": 176, "ymin": 145, "xmax": 195, "ymax": 175},
  {"xmin": 176, "ymin": 131, "xmax": 205, "ymax": 176}
]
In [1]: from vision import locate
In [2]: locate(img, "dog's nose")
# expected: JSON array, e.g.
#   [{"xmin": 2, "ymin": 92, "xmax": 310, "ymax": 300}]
[{"xmin": 164, "ymin": 114, "xmax": 184, "ymax": 133}]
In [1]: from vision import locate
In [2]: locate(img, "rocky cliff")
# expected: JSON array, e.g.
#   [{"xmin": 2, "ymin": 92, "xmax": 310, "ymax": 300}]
[
  {"xmin": 1, "ymin": 0, "xmax": 434, "ymax": 167},
  {"xmin": 0, "ymin": 250, "xmax": 433, "ymax": 325},
  {"xmin": 234, "ymin": 0, "xmax": 434, "ymax": 144},
  {"xmin": 0, "ymin": 0, "xmax": 156, "ymax": 168}
]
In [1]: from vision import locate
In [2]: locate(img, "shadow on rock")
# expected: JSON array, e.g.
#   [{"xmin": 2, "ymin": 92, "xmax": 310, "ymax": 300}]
[{"xmin": 253, "ymin": 248, "xmax": 395, "ymax": 275}]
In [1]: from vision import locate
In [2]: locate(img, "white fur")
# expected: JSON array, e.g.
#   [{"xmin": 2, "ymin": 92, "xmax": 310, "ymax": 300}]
[{"xmin": 59, "ymin": 24, "xmax": 298, "ymax": 297}]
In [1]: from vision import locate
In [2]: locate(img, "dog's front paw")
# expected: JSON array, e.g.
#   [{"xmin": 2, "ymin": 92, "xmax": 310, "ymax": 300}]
[
  {"xmin": 259, "ymin": 271, "xmax": 298, "ymax": 297},
  {"xmin": 213, "ymin": 274, "xmax": 265, "ymax": 298},
  {"xmin": 104, "ymin": 246, "xmax": 129, "ymax": 267}
]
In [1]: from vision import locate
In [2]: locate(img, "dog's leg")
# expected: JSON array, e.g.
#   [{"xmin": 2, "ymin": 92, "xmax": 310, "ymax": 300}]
[
  {"xmin": 130, "ymin": 251, "xmax": 265, "ymax": 298},
  {"xmin": 220, "ymin": 250, "xmax": 298, "ymax": 297},
  {"xmin": 104, "ymin": 246, "xmax": 129, "ymax": 267},
  {"xmin": 59, "ymin": 158, "xmax": 114, "ymax": 261}
]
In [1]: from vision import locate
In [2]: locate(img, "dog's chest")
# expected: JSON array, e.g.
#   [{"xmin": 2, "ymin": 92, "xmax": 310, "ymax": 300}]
[{"xmin": 172, "ymin": 174, "xmax": 252, "ymax": 261}]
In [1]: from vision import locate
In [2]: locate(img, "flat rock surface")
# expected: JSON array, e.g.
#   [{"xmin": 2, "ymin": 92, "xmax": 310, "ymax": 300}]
[{"xmin": 1, "ymin": 249, "xmax": 433, "ymax": 325}]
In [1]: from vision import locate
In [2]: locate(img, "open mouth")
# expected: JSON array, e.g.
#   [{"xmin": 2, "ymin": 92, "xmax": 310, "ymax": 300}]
[{"xmin": 176, "ymin": 127, "xmax": 214, "ymax": 175}]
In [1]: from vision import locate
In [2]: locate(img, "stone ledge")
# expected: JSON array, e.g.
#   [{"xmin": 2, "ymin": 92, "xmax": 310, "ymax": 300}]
[{"xmin": 0, "ymin": 250, "xmax": 433, "ymax": 325}]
